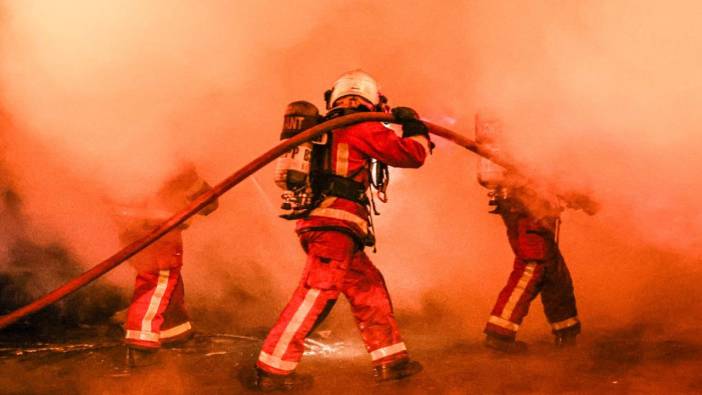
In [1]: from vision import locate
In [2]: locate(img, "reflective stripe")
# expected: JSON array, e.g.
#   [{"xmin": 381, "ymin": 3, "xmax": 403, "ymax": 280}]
[
  {"xmin": 409, "ymin": 135, "xmax": 430, "ymax": 155},
  {"xmin": 551, "ymin": 317, "xmax": 579, "ymax": 331},
  {"xmin": 141, "ymin": 270, "xmax": 171, "ymax": 334},
  {"xmin": 317, "ymin": 196, "xmax": 337, "ymax": 209},
  {"xmin": 160, "ymin": 321, "xmax": 192, "ymax": 339},
  {"xmin": 125, "ymin": 330, "xmax": 160, "ymax": 342},
  {"xmin": 271, "ymin": 288, "xmax": 321, "ymax": 361},
  {"xmin": 487, "ymin": 315, "xmax": 520, "ymax": 332},
  {"xmin": 370, "ymin": 342, "xmax": 407, "ymax": 361},
  {"xmin": 500, "ymin": 262, "xmax": 537, "ymax": 321},
  {"xmin": 336, "ymin": 143, "xmax": 349, "ymax": 177},
  {"xmin": 309, "ymin": 207, "xmax": 368, "ymax": 234},
  {"xmin": 258, "ymin": 351, "xmax": 298, "ymax": 371}
]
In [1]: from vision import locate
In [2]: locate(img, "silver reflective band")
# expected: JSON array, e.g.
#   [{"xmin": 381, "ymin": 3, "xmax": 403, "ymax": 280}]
[
  {"xmin": 488, "ymin": 315, "xmax": 520, "ymax": 332},
  {"xmin": 370, "ymin": 342, "xmax": 407, "ymax": 361},
  {"xmin": 140, "ymin": 270, "xmax": 172, "ymax": 335},
  {"xmin": 309, "ymin": 207, "xmax": 369, "ymax": 234},
  {"xmin": 258, "ymin": 351, "xmax": 298, "ymax": 371},
  {"xmin": 271, "ymin": 289, "xmax": 321, "ymax": 361},
  {"xmin": 500, "ymin": 263, "xmax": 537, "ymax": 321},
  {"xmin": 125, "ymin": 330, "xmax": 159, "ymax": 342},
  {"xmin": 551, "ymin": 317, "xmax": 579, "ymax": 331}
]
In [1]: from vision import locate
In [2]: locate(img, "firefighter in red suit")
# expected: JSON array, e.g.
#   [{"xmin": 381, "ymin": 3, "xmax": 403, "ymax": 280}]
[
  {"xmin": 112, "ymin": 163, "xmax": 218, "ymax": 364},
  {"xmin": 476, "ymin": 115, "xmax": 580, "ymax": 353},
  {"xmin": 254, "ymin": 70, "xmax": 432, "ymax": 390}
]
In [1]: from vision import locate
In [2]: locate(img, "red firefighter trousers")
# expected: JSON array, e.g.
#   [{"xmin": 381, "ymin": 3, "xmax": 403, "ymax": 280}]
[
  {"xmin": 257, "ymin": 230, "xmax": 407, "ymax": 375},
  {"xmin": 485, "ymin": 214, "xmax": 580, "ymax": 340},
  {"xmin": 124, "ymin": 231, "xmax": 192, "ymax": 349}
]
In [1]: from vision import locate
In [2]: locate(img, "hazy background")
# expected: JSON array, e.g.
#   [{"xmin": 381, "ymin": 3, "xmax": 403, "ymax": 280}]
[{"xmin": 0, "ymin": 0, "xmax": 700, "ymax": 340}]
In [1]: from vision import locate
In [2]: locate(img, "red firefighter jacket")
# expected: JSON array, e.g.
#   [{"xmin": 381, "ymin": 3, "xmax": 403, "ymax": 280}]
[{"xmin": 296, "ymin": 121, "xmax": 429, "ymax": 239}]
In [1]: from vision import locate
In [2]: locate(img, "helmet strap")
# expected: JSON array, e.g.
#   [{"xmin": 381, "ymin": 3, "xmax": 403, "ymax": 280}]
[{"xmin": 324, "ymin": 89, "xmax": 333, "ymax": 109}]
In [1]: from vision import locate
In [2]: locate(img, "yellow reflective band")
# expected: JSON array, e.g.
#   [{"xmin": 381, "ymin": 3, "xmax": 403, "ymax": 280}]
[
  {"xmin": 500, "ymin": 263, "xmax": 537, "ymax": 321},
  {"xmin": 160, "ymin": 321, "xmax": 192, "ymax": 339},
  {"xmin": 487, "ymin": 315, "xmax": 520, "ymax": 332},
  {"xmin": 272, "ymin": 289, "xmax": 321, "ymax": 361},
  {"xmin": 309, "ymin": 207, "xmax": 368, "ymax": 234},
  {"xmin": 258, "ymin": 351, "xmax": 298, "ymax": 371},
  {"xmin": 551, "ymin": 317, "xmax": 579, "ymax": 331},
  {"xmin": 336, "ymin": 143, "xmax": 350, "ymax": 177},
  {"xmin": 370, "ymin": 342, "xmax": 407, "ymax": 361}
]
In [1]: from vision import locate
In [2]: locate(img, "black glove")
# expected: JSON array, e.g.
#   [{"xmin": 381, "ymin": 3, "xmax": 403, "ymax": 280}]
[
  {"xmin": 391, "ymin": 106, "xmax": 420, "ymax": 123},
  {"xmin": 392, "ymin": 106, "xmax": 430, "ymax": 140},
  {"xmin": 561, "ymin": 192, "xmax": 600, "ymax": 216},
  {"xmin": 188, "ymin": 181, "xmax": 219, "ymax": 216}
]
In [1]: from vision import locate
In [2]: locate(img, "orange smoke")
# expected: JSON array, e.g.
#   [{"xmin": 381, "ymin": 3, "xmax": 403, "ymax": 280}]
[{"xmin": 1, "ymin": 1, "xmax": 701, "ymax": 335}]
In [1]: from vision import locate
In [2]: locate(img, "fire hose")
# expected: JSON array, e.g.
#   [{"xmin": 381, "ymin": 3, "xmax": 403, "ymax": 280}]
[{"xmin": 0, "ymin": 112, "xmax": 595, "ymax": 330}]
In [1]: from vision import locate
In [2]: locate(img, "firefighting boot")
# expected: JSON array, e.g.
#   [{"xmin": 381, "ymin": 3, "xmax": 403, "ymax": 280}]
[
  {"xmin": 125, "ymin": 346, "xmax": 161, "ymax": 368},
  {"xmin": 110, "ymin": 307, "xmax": 128, "ymax": 326},
  {"xmin": 484, "ymin": 334, "xmax": 528, "ymax": 354},
  {"xmin": 554, "ymin": 332, "xmax": 578, "ymax": 348},
  {"xmin": 161, "ymin": 330, "xmax": 196, "ymax": 349},
  {"xmin": 373, "ymin": 358, "xmax": 423, "ymax": 383},
  {"xmin": 253, "ymin": 367, "xmax": 313, "ymax": 392}
]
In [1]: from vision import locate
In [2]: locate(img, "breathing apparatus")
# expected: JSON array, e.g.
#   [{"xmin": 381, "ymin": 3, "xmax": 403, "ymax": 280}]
[{"xmin": 273, "ymin": 101, "xmax": 324, "ymax": 219}]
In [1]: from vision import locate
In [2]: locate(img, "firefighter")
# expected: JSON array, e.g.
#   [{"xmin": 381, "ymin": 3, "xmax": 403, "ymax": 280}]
[
  {"xmin": 112, "ymin": 163, "xmax": 218, "ymax": 366},
  {"xmin": 253, "ymin": 70, "xmax": 432, "ymax": 391},
  {"xmin": 476, "ymin": 114, "xmax": 581, "ymax": 353}
]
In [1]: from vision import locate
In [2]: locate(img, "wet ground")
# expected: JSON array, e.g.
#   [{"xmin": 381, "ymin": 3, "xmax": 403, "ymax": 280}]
[{"xmin": 1, "ymin": 325, "xmax": 701, "ymax": 395}]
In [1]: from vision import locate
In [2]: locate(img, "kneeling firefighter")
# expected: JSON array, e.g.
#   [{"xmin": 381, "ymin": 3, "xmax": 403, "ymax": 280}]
[
  {"xmin": 253, "ymin": 70, "xmax": 432, "ymax": 391},
  {"xmin": 475, "ymin": 114, "xmax": 582, "ymax": 353}
]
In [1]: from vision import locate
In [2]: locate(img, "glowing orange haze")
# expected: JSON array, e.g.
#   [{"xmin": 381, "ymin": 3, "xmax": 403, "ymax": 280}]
[{"xmin": 0, "ymin": 1, "xmax": 700, "ymax": 335}]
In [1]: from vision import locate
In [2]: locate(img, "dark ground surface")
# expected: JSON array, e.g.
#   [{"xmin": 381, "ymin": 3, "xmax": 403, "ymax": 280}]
[{"xmin": 1, "ymin": 324, "xmax": 701, "ymax": 395}]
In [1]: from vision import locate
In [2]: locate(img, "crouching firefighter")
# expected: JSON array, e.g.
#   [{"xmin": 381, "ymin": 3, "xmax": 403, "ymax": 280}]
[
  {"xmin": 475, "ymin": 113, "xmax": 583, "ymax": 353},
  {"xmin": 253, "ymin": 70, "xmax": 432, "ymax": 391}
]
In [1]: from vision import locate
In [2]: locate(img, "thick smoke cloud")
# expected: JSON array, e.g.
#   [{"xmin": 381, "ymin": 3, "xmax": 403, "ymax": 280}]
[{"xmin": 1, "ymin": 1, "xmax": 700, "ymax": 336}]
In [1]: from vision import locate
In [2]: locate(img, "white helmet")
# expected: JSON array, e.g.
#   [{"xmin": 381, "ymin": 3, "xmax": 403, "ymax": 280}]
[{"xmin": 326, "ymin": 69, "xmax": 381, "ymax": 109}]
